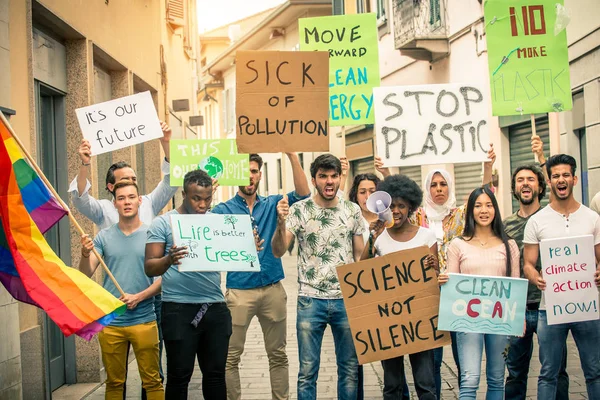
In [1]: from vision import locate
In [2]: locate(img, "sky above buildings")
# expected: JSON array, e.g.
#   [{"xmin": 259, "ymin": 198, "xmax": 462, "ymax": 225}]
[{"xmin": 197, "ymin": 0, "xmax": 285, "ymax": 32}]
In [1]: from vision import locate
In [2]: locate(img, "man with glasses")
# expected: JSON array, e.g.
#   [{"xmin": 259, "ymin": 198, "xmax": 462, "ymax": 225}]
[{"xmin": 211, "ymin": 153, "xmax": 310, "ymax": 400}]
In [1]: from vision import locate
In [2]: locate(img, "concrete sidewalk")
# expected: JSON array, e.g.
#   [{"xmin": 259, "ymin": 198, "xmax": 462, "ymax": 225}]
[{"xmin": 76, "ymin": 255, "xmax": 587, "ymax": 399}]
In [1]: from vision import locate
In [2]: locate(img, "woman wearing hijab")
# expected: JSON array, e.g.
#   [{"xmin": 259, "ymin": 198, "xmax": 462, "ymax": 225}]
[{"xmin": 411, "ymin": 146, "xmax": 496, "ymax": 399}]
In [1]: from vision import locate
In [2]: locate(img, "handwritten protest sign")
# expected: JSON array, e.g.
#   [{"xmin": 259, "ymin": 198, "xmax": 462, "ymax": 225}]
[
  {"xmin": 75, "ymin": 91, "xmax": 163, "ymax": 156},
  {"xmin": 299, "ymin": 13, "xmax": 380, "ymax": 126},
  {"xmin": 438, "ymin": 274, "xmax": 528, "ymax": 336},
  {"xmin": 373, "ymin": 83, "xmax": 490, "ymax": 167},
  {"xmin": 235, "ymin": 50, "xmax": 329, "ymax": 153},
  {"xmin": 338, "ymin": 246, "xmax": 450, "ymax": 364},
  {"xmin": 169, "ymin": 139, "xmax": 249, "ymax": 186},
  {"xmin": 170, "ymin": 213, "xmax": 260, "ymax": 272},
  {"xmin": 540, "ymin": 235, "xmax": 600, "ymax": 325},
  {"xmin": 484, "ymin": 0, "xmax": 572, "ymax": 115}
]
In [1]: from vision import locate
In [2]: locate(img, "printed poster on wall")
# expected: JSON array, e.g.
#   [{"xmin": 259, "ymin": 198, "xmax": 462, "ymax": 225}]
[
  {"xmin": 438, "ymin": 273, "xmax": 528, "ymax": 336},
  {"xmin": 373, "ymin": 83, "xmax": 490, "ymax": 168},
  {"xmin": 235, "ymin": 50, "xmax": 330, "ymax": 153},
  {"xmin": 169, "ymin": 139, "xmax": 249, "ymax": 186},
  {"xmin": 75, "ymin": 91, "xmax": 163, "ymax": 156},
  {"xmin": 170, "ymin": 213, "xmax": 260, "ymax": 272},
  {"xmin": 338, "ymin": 246, "xmax": 450, "ymax": 365},
  {"xmin": 299, "ymin": 13, "xmax": 380, "ymax": 126},
  {"xmin": 540, "ymin": 235, "xmax": 600, "ymax": 325},
  {"xmin": 484, "ymin": 0, "xmax": 572, "ymax": 115}
]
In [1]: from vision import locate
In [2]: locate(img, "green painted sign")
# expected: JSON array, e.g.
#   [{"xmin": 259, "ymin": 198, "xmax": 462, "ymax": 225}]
[
  {"xmin": 299, "ymin": 13, "xmax": 381, "ymax": 126},
  {"xmin": 169, "ymin": 139, "xmax": 250, "ymax": 186},
  {"xmin": 484, "ymin": 0, "xmax": 572, "ymax": 116}
]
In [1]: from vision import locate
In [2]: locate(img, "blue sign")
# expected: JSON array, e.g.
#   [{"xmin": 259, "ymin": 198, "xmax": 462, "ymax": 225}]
[{"xmin": 438, "ymin": 273, "xmax": 528, "ymax": 336}]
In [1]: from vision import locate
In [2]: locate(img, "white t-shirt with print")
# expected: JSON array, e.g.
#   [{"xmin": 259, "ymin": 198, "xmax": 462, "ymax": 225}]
[
  {"xmin": 524, "ymin": 204, "xmax": 600, "ymax": 310},
  {"xmin": 287, "ymin": 197, "xmax": 364, "ymax": 299},
  {"xmin": 375, "ymin": 227, "xmax": 437, "ymax": 257}
]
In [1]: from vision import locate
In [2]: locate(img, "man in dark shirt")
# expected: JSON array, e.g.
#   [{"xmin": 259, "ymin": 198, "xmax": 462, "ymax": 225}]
[
  {"xmin": 212, "ymin": 153, "xmax": 310, "ymax": 400},
  {"xmin": 504, "ymin": 162, "xmax": 569, "ymax": 400}
]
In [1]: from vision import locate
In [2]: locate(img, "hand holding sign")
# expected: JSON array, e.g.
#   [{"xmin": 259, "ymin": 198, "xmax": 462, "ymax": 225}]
[
  {"xmin": 78, "ymin": 140, "xmax": 92, "ymax": 165},
  {"xmin": 277, "ymin": 195, "xmax": 289, "ymax": 222},
  {"xmin": 254, "ymin": 229, "xmax": 265, "ymax": 252},
  {"xmin": 168, "ymin": 244, "xmax": 188, "ymax": 266},
  {"xmin": 485, "ymin": 143, "xmax": 496, "ymax": 167}
]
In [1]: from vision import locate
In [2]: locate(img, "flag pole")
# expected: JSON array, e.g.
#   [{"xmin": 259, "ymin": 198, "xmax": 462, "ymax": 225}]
[{"xmin": 0, "ymin": 113, "xmax": 125, "ymax": 296}]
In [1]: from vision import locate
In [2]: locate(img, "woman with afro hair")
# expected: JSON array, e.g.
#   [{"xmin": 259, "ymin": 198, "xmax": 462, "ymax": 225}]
[{"xmin": 361, "ymin": 174, "xmax": 438, "ymax": 400}]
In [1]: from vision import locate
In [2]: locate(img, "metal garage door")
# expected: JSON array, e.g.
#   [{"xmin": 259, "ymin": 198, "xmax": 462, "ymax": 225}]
[
  {"xmin": 455, "ymin": 163, "xmax": 483, "ymax": 205},
  {"xmin": 509, "ymin": 117, "xmax": 550, "ymax": 212}
]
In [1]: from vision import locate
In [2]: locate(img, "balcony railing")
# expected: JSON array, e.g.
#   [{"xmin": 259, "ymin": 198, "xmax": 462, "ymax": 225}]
[{"xmin": 393, "ymin": 0, "xmax": 449, "ymax": 60}]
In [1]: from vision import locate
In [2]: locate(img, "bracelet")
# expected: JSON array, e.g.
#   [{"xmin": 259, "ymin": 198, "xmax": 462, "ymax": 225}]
[
  {"xmin": 82, "ymin": 161, "xmax": 91, "ymax": 166},
  {"xmin": 81, "ymin": 252, "xmax": 90, "ymax": 258}
]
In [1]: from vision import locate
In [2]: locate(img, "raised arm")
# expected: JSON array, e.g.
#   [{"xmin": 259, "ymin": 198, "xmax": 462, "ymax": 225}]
[
  {"xmin": 69, "ymin": 140, "xmax": 106, "ymax": 226},
  {"xmin": 482, "ymin": 143, "xmax": 496, "ymax": 186},
  {"xmin": 272, "ymin": 196, "xmax": 294, "ymax": 258},
  {"xmin": 78, "ymin": 234, "xmax": 101, "ymax": 278},
  {"xmin": 159, "ymin": 121, "xmax": 171, "ymax": 162},
  {"xmin": 286, "ymin": 153, "xmax": 310, "ymax": 197}
]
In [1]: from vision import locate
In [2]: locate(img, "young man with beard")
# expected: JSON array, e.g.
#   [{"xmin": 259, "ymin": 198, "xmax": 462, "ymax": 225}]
[
  {"xmin": 211, "ymin": 153, "xmax": 309, "ymax": 400},
  {"xmin": 503, "ymin": 164, "xmax": 569, "ymax": 399},
  {"xmin": 79, "ymin": 180, "xmax": 163, "ymax": 399},
  {"xmin": 272, "ymin": 154, "xmax": 365, "ymax": 400},
  {"xmin": 524, "ymin": 154, "xmax": 600, "ymax": 399},
  {"xmin": 145, "ymin": 170, "xmax": 232, "ymax": 399}
]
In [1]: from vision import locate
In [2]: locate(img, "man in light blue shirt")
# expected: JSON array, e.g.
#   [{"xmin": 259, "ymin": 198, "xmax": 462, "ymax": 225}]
[
  {"xmin": 211, "ymin": 153, "xmax": 309, "ymax": 400},
  {"xmin": 79, "ymin": 180, "xmax": 163, "ymax": 399},
  {"xmin": 145, "ymin": 169, "xmax": 231, "ymax": 399}
]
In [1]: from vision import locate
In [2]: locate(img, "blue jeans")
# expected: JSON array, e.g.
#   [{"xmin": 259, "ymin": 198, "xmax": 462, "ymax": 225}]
[
  {"xmin": 505, "ymin": 309, "xmax": 569, "ymax": 400},
  {"xmin": 297, "ymin": 297, "xmax": 358, "ymax": 400},
  {"xmin": 457, "ymin": 332, "xmax": 508, "ymax": 400},
  {"xmin": 537, "ymin": 310, "xmax": 600, "ymax": 399},
  {"xmin": 433, "ymin": 331, "xmax": 461, "ymax": 399}
]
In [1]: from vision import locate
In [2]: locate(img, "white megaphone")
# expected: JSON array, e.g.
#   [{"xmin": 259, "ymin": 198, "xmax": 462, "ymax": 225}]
[{"xmin": 366, "ymin": 191, "xmax": 394, "ymax": 228}]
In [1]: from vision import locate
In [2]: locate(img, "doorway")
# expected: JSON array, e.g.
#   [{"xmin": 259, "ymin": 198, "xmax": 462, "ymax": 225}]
[{"xmin": 35, "ymin": 81, "xmax": 76, "ymax": 391}]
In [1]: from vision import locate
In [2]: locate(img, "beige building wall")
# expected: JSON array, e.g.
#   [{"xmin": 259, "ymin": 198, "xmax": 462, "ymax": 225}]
[{"xmin": 3, "ymin": 0, "xmax": 199, "ymax": 397}]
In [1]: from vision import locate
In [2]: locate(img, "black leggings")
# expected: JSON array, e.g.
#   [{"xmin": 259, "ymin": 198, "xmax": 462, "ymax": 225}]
[{"xmin": 162, "ymin": 302, "xmax": 232, "ymax": 399}]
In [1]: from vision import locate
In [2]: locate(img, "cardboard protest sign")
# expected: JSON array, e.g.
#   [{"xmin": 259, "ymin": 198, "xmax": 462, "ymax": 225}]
[
  {"xmin": 438, "ymin": 273, "xmax": 528, "ymax": 336},
  {"xmin": 373, "ymin": 83, "xmax": 490, "ymax": 168},
  {"xmin": 75, "ymin": 91, "xmax": 163, "ymax": 156},
  {"xmin": 299, "ymin": 13, "xmax": 380, "ymax": 126},
  {"xmin": 338, "ymin": 246, "xmax": 450, "ymax": 364},
  {"xmin": 170, "ymin": 213, "xmax": 260, "ymax": 272},
  {"xmin": 235, "ymin": 50, "xmax": 329, "ymax": 153},
  {"xmin": 484, "ymin": 0, "xmax": 572, "ymax": 115},
  {"xmin": 540, "ymin": 235, "xmax": 600, "ymax": 325},
  {"xmin": 169, "ymin": 139, "xmax": 249, "ymax": 186}
]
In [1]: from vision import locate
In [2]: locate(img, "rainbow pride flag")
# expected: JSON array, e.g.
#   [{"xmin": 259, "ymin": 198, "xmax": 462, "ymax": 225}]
[{"xmin": 0, "ymin": 115, "xmax": 126, "ymax": 339}]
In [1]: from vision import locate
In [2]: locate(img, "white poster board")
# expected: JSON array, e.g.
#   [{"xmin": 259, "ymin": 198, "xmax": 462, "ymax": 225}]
[
  {"xmin": 373, "ymin": 83, "xmax": 490, "ymax": 167},
  {"xmin": 540, "ymin": 235, "xmax": 600, "ymax": 325},
  {"xmin": 170, "ymin": 213, "xmax": 260, "ymax": 272},
  {"xmin": 75, "ymin": 91, "xmax": 163, "ymax": 155}
]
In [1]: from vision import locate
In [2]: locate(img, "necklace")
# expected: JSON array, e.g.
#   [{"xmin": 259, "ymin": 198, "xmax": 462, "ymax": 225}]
[{"xmin": 477, "ymin": 239, "xmax": 488, "ymax": 247}]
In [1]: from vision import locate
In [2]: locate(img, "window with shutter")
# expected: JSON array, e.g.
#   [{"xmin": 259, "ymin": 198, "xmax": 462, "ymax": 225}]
[
  {"xmin": 429, "ymin": 0, "xmax": 441, "ymax": 26},
  {"xmin": 166, "ymin": 0, "xmax": 185, "ymax": 27},
  {"xmin": 332, "ymin": 0, "xmax": 345, "ymax": 15}
]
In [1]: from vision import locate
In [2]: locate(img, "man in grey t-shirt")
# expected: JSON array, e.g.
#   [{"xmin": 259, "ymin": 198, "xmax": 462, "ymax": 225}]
[{"xmin": 524, "ymin": 154, "xmax": 600, "ymax": 399}]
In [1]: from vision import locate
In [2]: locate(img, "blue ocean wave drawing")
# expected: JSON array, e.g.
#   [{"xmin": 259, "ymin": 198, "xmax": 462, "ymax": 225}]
[{"xmin": 450, "ymin": 319, "xmax": 512, "ymax": 334}]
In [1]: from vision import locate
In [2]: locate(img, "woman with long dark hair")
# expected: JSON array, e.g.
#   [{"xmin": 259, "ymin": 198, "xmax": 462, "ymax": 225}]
[{"xmin": 438, "ymin": 186, "xmax": 520, "ymax": 399}]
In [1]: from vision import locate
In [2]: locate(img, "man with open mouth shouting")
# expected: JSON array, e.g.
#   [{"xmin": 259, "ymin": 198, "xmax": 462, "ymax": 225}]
[{"xmin": 272, "ymin": 154, "xmax": 365, "ymax": 400}]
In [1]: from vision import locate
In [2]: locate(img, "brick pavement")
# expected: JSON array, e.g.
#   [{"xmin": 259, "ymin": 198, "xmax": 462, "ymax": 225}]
[{"xmin": 84, "ymin": 255, "xmax": 588, "ymax": 399}]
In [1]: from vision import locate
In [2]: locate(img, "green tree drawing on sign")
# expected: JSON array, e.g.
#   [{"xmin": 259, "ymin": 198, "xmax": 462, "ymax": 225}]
[{"xmin": 224, "ymin": 215, "xmax": 238, "ymax": 230}]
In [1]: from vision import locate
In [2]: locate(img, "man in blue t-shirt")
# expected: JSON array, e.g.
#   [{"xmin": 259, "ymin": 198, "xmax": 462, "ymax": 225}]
[
  {"xmin": 145, "ymin": 169, "xmax": 231, "ymax": 399},
  {"xmin": 211, "ymin": 153, "xmax": 309, "ymax": 400},
  {"xmin": 79, "ymin": 180, "xmax": 163, "ymax": 399}
]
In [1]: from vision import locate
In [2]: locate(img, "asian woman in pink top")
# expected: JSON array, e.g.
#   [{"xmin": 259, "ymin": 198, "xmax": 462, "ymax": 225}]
[{"xmin": 438, "ymin": 186, "xmax": 520, "ymax": 400}]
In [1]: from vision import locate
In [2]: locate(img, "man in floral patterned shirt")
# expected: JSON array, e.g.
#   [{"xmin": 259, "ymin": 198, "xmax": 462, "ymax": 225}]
[{"xmin": 272, "ymin": 154, "xmax": 365, "ymax": 400}]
